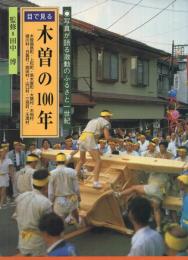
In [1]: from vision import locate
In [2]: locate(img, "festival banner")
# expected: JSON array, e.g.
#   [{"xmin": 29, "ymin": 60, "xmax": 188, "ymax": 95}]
[
  {"xmin": 20, "ymin": 7, "xmax": 59, "ymax": 137},
  {"xmin": 62, "ymin": 7, "xmax": 72, "ymax": 130},
  {"xmin": 8, "ymin": 7, "xmax": 18, "ymax": 74}
]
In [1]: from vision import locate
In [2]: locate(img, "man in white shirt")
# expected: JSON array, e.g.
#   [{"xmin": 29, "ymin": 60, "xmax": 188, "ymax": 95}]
[
  {"xmin": 167, "ymin": 133, "xmax": 177, "ymax": 157},
  {"xmin": 175, "ymin": 146, "xmax": 188, "ymax": 162},
  {"xmin": 15, "ymin": 169, "xmax": 52, "ymax": 256},
  {"xmin": 127, "ymin": 196, "xmax": 164, "ymax": 256},
  {"xmin": 49, "ymin": 153, "xmax": 80, "ymax": 224},
  {"xmin": 138, "ymin": 135, "xmax": 149, "ymax": 155},
  {"xmin": 16, "ymin": 154, "xmax": 39, "ymax": 193},
  {"xmin": 76, "ymin": 110, "xmax": 112, "ymax": 188}
]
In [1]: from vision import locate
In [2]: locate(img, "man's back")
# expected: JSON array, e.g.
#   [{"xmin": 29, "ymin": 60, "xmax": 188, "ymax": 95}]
[
  {"xmin": 16, "ymin": 190, "xmax": 52, "ymax": 252},
  {"xmin": 50, "ymin": 165, "xmax": 78, "ymax": 197},
  {"xmin": 128, "ymin": 226, "xmax": 164, "ymax": 256}
]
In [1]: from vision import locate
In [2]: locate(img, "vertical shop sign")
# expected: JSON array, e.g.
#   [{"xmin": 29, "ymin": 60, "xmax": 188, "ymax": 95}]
[
  {"xmin": 9, "ymin": 7, "xmax": 18, "ymax": 74},
  {"xmin": 63, "ymin": 7, "xmax": 72, "ymax": 130},
  {"xmin": 20, "ymin": 7, "xmax": 59, "ymax": 137}
]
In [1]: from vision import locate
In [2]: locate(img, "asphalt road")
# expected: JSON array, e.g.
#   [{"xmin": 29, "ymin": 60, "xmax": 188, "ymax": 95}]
[{"xmin": 0, "ymin": 203, "xmax": 131, "ymax": 256}]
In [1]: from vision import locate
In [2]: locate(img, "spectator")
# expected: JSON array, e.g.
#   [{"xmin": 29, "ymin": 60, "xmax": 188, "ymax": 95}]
[
  {"xmin": 151, "ymin": 137, "xmax": 160, "ymax": 153},
  {"xmin": 167, "ymin": 133, "xmax": 177, "ymax": 157},
  {"xmin": 120, "ymin": 141, "xmax": 139, "ymax": 156},
  {"xmin": 175, "ymin": 146, "xmax": 188, "ymax": 162},
  {"xmin": 39, "ymin": 212, "xmax": 76, "ymax": 256},
  {"xmin": 98, "ymin": 139, "xmax": 108, "ymax": 155},
  {"xmin": 156, "ymin": 141, "xmax": 173, "ymax": 159},
  {"xmin": 138, "ymin": 135, "xmax": 149, "ymax": 154},
  {"xmin": 126, "ymin": 196, "xmax": 164, "ymax": 256},
  {"xmin": 143, "ymin": 142, "xmax": 157, "ymax": 158}
]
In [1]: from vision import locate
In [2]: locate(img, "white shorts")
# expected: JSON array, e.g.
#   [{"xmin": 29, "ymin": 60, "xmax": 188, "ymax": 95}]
[
  {"xmin": 54, "ymin": 196, "xmax": 78, "ymax": 218},
  {"xmin": 0, "ymin": 174, "xmax": 9, "ymax": 188},
  {"xmin": 144, "ymin": 184, "xmax": 163, "ymax": 202},
  {"xmin": 78, "ymin": 135, "xmax": 98, "ymax": 152}
]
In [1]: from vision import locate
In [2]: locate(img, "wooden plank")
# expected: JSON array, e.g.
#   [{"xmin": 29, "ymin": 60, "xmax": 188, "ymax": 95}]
[
  {"xmin": 64, "ymin": 226, "xmax": 93, "ymax": 240},
  {"xmin": 162, "ymin": 196, "xmax": 182, "ymax": 211},
  {"xmin": 124, "ymin": 155, "xmax": 185, "ymax": 174}
]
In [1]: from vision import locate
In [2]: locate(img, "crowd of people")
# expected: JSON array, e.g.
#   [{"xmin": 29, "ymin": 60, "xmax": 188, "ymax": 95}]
[{"xmin": 0, "ymin": 110, "xmax": 188, "ymax": 256}]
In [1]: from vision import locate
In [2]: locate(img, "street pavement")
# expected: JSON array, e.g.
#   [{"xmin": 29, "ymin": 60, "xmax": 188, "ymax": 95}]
[{"xmin": 0, "ymin": 203, "xmax": 131, "ymax": 256}]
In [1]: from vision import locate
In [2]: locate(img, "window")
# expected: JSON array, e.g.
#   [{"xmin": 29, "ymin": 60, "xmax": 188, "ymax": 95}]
[
  {"xmin": 121, "ymin": 58, "xmax": 127, "ymax": 83},
  {"xmin": 157, "ymin": 63, "xmax": 170, "ymax": 96},
  {"xmin": 97, "ymin": 49, "xmax": 118, "ymax": 82},
  {"xmin": 131, "ymin": 57, "xmax": 149, "ymax": 87}
]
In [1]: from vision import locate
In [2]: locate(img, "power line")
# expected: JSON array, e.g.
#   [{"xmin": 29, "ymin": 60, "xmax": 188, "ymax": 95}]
[
  {"xmin": 141, "ymin": 40, "xmax": 172, "ymax": 46},
  {"xmin": 112, "ymin": 0, "xmax": 188, "ymax": 13},
  {"xmin": 124, "ymin": 0, "xmax": 177, "ymax": 36},
  {"xmin": 142, "ymin": 25, "xmax": 188, "ymax": 39},
  {"xmin": 106, "ymin": 0, "xmax": 143, "ymax": 29},
  {"xmin": 73, "ymin": 0, "xmax": 109, "ymax": 16}
]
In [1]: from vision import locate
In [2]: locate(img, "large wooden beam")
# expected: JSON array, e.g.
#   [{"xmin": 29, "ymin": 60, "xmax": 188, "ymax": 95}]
[{"xmin": 42, "ymin": 150, "xmax": 185, "ymax": 234}]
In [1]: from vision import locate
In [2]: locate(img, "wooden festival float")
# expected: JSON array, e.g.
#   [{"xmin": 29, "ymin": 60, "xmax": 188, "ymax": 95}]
[{"xmin": 42, "ymin": 150, "xmax": 185, "ymax": 236}]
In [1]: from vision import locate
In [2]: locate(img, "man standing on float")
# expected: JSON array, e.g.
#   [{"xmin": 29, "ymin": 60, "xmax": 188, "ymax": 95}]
[{"xmin": 76, "ymin": 110, "xmax": 112, "ymax": 189}]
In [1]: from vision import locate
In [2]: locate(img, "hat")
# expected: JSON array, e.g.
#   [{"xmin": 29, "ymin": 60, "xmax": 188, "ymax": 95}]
[
  {"xmin": 177, "ymin": 175, "xmax": 188, "ymax": 185},
  {"xmin": 177, "ymin": 148, "xmax": 187, "ymax": 153},
  {"xmin": 100, "ymin": 111, "xmax": 113, "ymax": 117},
  {"xmin": 26, "ymin": 154, "xmax": 39, "ymax": 162},
  {"xmin": 55, "ymin": 153, "xmax": 66, "ymax": 162},
  {"xmin": 1, "ymin": 143, "xmax": 9, "ymax": 148},
  {"xmin": 32, "ymin": 169, "xmax": 49, "ymax": 187},
  {"xmin": 13, "ymin": 141, "xmax": 21, "ymax": 146},
  {"xmin": 165, "ymin": 225, "xmax": 188, "ymax": 251},
  {"xmin": 108, "ymin": 140, "xmax": 116, "ymax": 145},
  {"xmin": 99, "ymin": 139, "xmax": 107, "ymax": 143},
  {"xmin": 152, "ymin": 137, "xmax": 159, "ymax": 142}
]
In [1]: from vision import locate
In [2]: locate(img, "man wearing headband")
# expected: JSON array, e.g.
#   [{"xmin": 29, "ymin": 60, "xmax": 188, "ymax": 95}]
[
  {"xmin": 151, "ymin": 137, "xmax": 160, "ymax": 153},
  {"xmin": 164, "ymin": 224, "xmax": 188, "ymax": 256},
  {"xmin": 117, "ymin": 156, "xmax": 170, "ymax": 232},
  {"xmin": 120, "ymin": 141, "xmax": 139, "ymax": 156},
  {"xmin": 76, "ymin": 110, "xmax": 112, "ymax": 189},
  {"xmin": 49, "ymin": 153, "xmax": 80, "ymax": 225},
  {"xmin": 167, "ymin": 133, "xmax": 177, "ymax": 157},
  {"xmin": 177, "ymin": 174, "xmax": 188, "ymax": 232},
  {"xmin": 15, "ymin": 169, "xmax": 52, "ymax": 256},
  {"xmin": 1, "ymin": 143, "xmax": 10, "ymax": 158},
  {"xmin": 138, "ymin": 135, "xmax": 149, "ymax": 155},
  {"xmin": 143, "ymin": 142, "xmax": 157, "ymax": 158},
  {"xmin": 98, "ymin": 139, "xmax": 108, "ymax": 155},
  {"xmin": 16, "ymin": 154, "xmax": 39, "ymax": 193},
  {"xmin": 175, "ymin": 146, "xmax": 188, "ymax": 162}
]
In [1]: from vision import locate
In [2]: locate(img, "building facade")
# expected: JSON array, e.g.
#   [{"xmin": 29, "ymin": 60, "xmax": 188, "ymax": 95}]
[{"xmin": 0, "ymin": 0, "xmax": 171, "ymax": 142}]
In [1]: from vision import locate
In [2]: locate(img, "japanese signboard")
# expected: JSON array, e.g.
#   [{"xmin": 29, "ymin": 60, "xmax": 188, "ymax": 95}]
[
  {"xmin": 20, "ymin": 7, "xmax": 59, "ymax": 138},
  {"xmin": 0, "ymin": 61, "xmax": 12, "ymax": 116},
  {"xmin": 9, "ymin": 7, "xmax": 18, "ymax": 74},
  {"xmin": 62, "ymin": 7, "xmax": 72, "ymax": 130}
]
